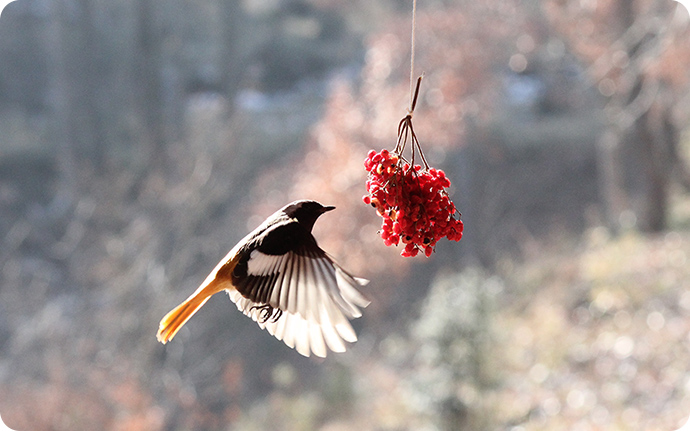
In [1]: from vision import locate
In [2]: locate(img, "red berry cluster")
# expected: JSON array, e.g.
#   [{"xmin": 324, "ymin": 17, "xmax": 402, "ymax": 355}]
[{"xmin": 363, "ymin": 149, "xmax": 464, "ymax": 257}]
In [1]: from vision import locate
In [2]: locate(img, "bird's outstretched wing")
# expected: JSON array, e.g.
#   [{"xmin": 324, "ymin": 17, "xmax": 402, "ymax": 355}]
[{"xmin": 227, "ymin": 244, "xmax": 369, "ymax": 358}]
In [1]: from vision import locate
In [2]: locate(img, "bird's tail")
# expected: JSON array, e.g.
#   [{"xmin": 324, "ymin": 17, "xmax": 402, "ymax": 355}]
[{"xmin": 156, "ymin": 278, "xmax": 227, "ymax": 344}]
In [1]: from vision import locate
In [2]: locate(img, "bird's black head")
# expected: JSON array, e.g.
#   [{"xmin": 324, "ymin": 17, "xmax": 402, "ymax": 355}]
[{"xmin": 283, "ymin": 200, "xmax": 335, "ymax": 232}]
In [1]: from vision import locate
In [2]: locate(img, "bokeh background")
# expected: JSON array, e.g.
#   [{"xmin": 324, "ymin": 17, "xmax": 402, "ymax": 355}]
[{"xmin": 1, "ymin": 0, "xmax": 690, "ymax": 430}]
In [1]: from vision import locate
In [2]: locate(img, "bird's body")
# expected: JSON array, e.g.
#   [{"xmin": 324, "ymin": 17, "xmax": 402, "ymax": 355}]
[{"xmin": 157, "ymin": 200, "xmax": 369, "ymax": 358}]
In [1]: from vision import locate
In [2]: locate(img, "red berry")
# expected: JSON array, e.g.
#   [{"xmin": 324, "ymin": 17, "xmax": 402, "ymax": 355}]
[{"xmin": 364, "ymin": 148, "xmax": 462, "ymax": 256}]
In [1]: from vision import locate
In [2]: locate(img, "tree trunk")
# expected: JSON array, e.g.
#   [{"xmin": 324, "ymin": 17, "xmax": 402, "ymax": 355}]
[
  {"xmin": 636, "ymin": 87, "xmax": 676, "ymax": 232},
  {"xmin": 220, "ymin": 0, "xmax": 244, "ymax": 117},
  {"xmin": 134, "ymin": 0, "xmax": 165, "ymax": 170},
  {"xmin": 44, "ymin": 0, "xmax": 77, "ymax": 218},
  {"xmin": 596, "ymin": 128, "xmax": 629, "ymax": 233}
]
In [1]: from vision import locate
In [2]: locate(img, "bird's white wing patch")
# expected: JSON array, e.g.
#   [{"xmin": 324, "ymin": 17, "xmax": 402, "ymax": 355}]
[
  {"xmin": 227, "ymin": 249, "xmax": 369, "ymax": 358},
  {"xmin": 246, "ymin": 249, "xmax": 282, "ymax": 277}
]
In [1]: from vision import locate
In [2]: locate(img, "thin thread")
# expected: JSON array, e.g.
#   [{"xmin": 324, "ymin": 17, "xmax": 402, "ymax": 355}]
[{"xmin": 408, "ymin": 0, "xmax": 417, "ymax": 114}]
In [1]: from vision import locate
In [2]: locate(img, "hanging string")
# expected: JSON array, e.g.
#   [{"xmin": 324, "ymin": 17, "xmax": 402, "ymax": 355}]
[
  {"xmin": 408, "ymin": 0, "xmax": 418, "ymax": 114},
  {"xmin": 397, "ymin": 0, "xmax": 427, "ymax": 170}
]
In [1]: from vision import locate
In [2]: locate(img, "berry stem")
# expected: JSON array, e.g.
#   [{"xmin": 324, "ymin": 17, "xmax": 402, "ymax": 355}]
[
  {"xmin": 395, "ymin": 76, "xmax": 429, "ymax": 173},
  {"xmin": 409, "ymin": 75, "xmax": 423, "ymax": 115}
]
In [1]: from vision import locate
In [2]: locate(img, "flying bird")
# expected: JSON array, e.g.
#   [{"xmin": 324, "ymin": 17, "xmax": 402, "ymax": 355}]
[{"xmin": 157, "ymin": 200, "xmax": 369, "ymax": 358}]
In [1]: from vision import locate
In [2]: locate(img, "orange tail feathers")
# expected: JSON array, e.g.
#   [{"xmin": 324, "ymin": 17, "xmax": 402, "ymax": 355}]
[{"xmin": 156, "ymin": 278, "xmax": 227, "ymax": 344}]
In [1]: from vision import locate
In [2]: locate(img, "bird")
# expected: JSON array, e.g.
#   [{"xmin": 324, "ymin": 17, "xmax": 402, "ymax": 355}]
[{"xmin": 156, "ymin": 200, "xmax": 370, "ymax": 358}]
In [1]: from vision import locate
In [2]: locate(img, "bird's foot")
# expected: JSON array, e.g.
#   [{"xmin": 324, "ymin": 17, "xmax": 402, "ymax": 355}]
[{"xmin": 250, "ymin": 304, "xmax": 283, "ymax": 324}]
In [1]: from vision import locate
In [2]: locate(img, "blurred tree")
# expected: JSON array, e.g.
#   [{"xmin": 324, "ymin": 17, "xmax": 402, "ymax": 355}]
[
  {"xmin": 403, "ymin": 269, "xmax": 502, "ymax": 430},
  {"xmin": 545, "ymin": 0, "xmax": 690, "ymax": 232}
]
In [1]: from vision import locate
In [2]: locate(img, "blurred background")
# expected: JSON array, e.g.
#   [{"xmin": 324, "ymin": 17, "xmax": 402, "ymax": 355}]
[{"xmin": 1, "ymin": 0, "xmax": 690, "ymax": 429}]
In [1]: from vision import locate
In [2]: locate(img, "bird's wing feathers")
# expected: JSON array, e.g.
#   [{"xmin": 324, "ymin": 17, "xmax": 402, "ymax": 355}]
[{"xmin": 227, "ymin": 244, "xmax": 369, "ymax": 358}]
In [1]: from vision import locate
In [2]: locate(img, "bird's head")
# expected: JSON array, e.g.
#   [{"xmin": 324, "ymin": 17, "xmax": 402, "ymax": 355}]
[{"xmin": 283, "ymin": 200, "xmax": 335, "ymax": 232}]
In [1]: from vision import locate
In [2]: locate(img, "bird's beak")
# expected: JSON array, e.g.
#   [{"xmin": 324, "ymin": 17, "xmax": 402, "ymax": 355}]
[{"xmin": 322, "ymin": 205, "xmax": 336, "ymax": 213}]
